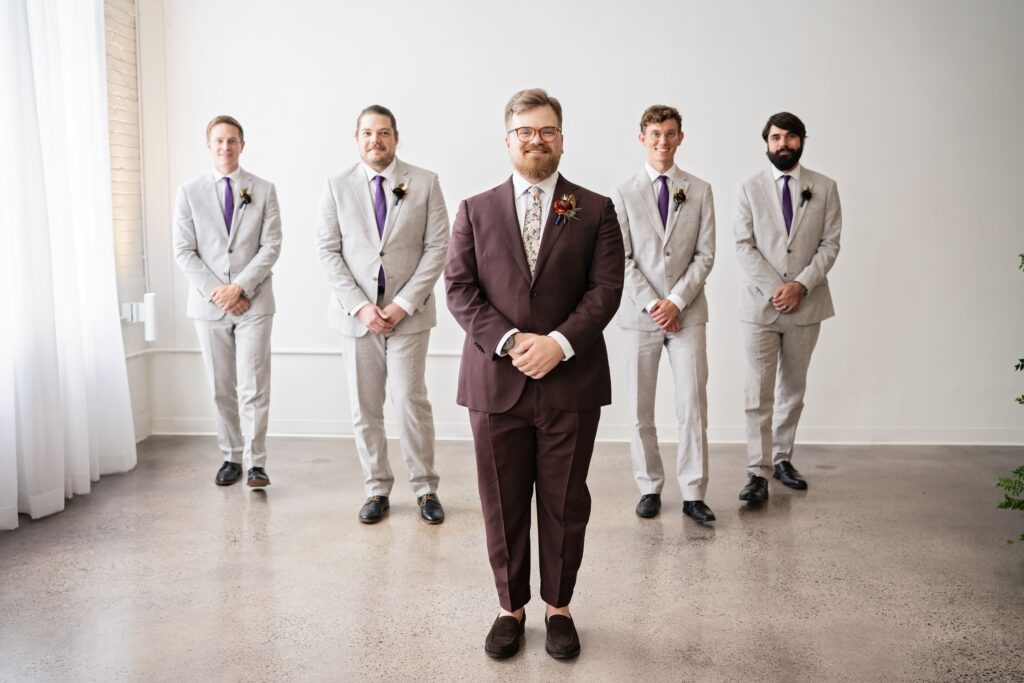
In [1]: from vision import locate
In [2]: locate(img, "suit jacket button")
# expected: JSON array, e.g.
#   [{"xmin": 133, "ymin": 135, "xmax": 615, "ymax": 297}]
[
  {"xmin": 530, "ymin": 291, "xmax": 537, "ymax": 298},
  {"xmin": 787, "ymin": 249, "xmax": 792, "ymax": 254},
  {"xmin": 783, "ymin": 273, "xmax": 788, "ymax": 277},
  {"xmin": 228, "ymin": 248, "xmax": 233, "ymax": 253}
]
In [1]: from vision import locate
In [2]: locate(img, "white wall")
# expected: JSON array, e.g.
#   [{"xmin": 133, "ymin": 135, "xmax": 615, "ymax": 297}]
[{"xmin": 136, "ymin": 0, "xmax": 1024, "ymax": 444}]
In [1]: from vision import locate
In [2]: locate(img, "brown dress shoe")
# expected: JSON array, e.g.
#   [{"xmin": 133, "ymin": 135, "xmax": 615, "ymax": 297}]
[
  {"xmin": 484, "ymin": 611, "xmax": 524, "ymax": 659},
  {"xmin": 545, "ymin": 614, "xmax": 580, "ymax": 659}
]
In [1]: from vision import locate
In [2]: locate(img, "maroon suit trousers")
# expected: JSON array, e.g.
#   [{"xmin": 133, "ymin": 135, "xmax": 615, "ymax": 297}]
[{"xmin": 469, "ymin": 381, "xmax": 600, "ymax": 612}]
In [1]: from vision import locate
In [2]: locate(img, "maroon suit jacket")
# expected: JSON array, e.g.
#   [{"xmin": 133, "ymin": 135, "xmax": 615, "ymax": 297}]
[{"xmin": 445, "ymin": 174, "xmax": 624, "ymax": 413}]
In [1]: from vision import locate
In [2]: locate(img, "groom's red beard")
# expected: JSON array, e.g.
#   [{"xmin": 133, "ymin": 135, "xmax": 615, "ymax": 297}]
[{"xmin": 515, "ymin": 144, "xmax": 561, "ymax": 182}]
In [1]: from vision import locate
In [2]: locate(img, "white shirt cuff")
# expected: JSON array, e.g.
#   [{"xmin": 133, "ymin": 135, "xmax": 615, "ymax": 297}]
[
  {"xmin": 392, "ymin": 295, "xmax": 413, "ymax": 315},
  {"xmin": 548, "ymin": 332, "xmax": 574, "ymax": 361},
  {"xmin": 666, "ymin": 293, "xmax": 685, "ymax": 312},
  {"xmin": 349, "ymin": 300, "xmax": 370, "ymax": 317},
  {"xmin": 644, "ymin": 298, "xmax": 659, "ymax": 313}
]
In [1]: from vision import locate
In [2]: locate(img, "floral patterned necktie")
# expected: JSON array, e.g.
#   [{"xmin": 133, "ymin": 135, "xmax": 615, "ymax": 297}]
[{"xmin": 522, "ymin": 187, "xmax": 542, "ymax": 275}]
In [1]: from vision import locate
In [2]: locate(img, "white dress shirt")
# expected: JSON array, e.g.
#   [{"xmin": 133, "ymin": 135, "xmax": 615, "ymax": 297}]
[
  {"xmin": 496, "ymin": 171, "xmax": 574, "ymax": 360},
  {"xmin": 349, "ymin": 158, "xmax": 413, "ymax": 316},
  {"xmin": 771, "ymin": 163, "xmax": 802, "ymax": 211},
  {"xmin": 212, "ymin": 167, "xmax": 242, "ymax": 216}
]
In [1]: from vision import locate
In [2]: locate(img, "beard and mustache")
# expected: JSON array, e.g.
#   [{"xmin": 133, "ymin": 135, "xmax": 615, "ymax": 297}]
[
  {"xmin": 514, "ymin": 143, "xmax": 561, "ymax": 182},
  {"xmin": 766, "ymin": 144, "xmax": 803, "ymax": 172}
]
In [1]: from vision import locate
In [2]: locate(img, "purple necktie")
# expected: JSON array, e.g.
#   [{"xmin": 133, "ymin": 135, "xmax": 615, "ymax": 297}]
[
  {"xmin": 223, "ymin": 177, "xmax": 234, "ymax": 234},
  {"xmin": 373, "ymin": 175, "xmax": 386, "ymax": 289},
  {"xmin": 657, "ymin": 175, "xmax": 669, "ymax": 227},
  {"xmin": 781, "ymin": 174, "xmax": 793, "ymax": 234}
]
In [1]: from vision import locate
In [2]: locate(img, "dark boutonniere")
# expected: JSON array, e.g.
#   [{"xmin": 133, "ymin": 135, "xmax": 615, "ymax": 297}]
[
  {"xmin": 392, "ymin": 182, "xmax": 408, "ymax": 207},
  {"xmin": 239, "ymin": 186, "xmax": 253, "ymax": 205},
  {"xmin": 800, "ymin": 185, "xmax": 812, "ymax": 208},
  {"xmin": 553, "ymin": 194, "xmax": 581, "ymax": 225},
  {"xmin": 672, "ymin": 188, "xmax": 686, "ymax": 211}
]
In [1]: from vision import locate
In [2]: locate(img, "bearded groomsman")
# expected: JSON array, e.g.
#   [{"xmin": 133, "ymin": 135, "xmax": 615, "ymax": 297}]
[
  {"xmin": 735, "ymin": 112, "xmax": 842, "ymax": 502},
  {"xmin": 316, "ymin": 105, "xmax": 450, "ymax": 524},
  {"xmin": 445, "ymin": 89, "xmax": 624, "ymax": 660},
  {"xmin": 173, "ymin": 115, "xmax": 282, "ymax": 488},
  {"xmin": 612, "ymin": 105, "xmax": 716, "ymax": 523}
]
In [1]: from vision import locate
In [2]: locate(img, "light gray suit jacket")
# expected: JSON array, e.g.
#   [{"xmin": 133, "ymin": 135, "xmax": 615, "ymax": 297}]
[
  {"xmin": 173, "ymin": 168, "xmax": 282, "ymax": 321},
  {"xmin": 315, "ymin": 158, "xmax": 450, "ymax": 337},
  {"xmin": 734, "ymin": 166, "xmax": 842, "ymax": 325},
  {"xmin": 613, "ymin": 166, "xmax": 716, "ymax": 331}
]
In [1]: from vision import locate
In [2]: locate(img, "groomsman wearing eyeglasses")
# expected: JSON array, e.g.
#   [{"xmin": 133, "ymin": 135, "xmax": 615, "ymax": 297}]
[
  {"xmin": 445, "ymin": 88, "xmax": 624, "ymax": 660},
  {"xmin": 315, "ymin": 105, "xmax": 450, "ymax": 525},
  {"xmin": 612, "ymin": 105, "xmax": 717, "ymax": 523},
  {"xmin": 735, "ymin": 112, "xmax": 842, "ymax": 503},
  {"xmin": 173, "ymin": 115, "xmax": 282, "ymax": 488}
]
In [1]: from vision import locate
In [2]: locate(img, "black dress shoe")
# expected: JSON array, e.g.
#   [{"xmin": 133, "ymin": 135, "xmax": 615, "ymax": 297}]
[
  {"xmin": 417, "ymin": 493, "xmax": 445, "ymax": 524},
  {"xmin": 635, "ymin": 493, "xmax": 661, "ymax": 518},
  {"xmin": 358, "ymin": 496, "xmax": 389, "ymax": 524},
  {"xmin": 682, "ymin": 500, "xmax": 716, "ymax": 522},
  {"xmin": 215, "ymin": 461, "xmax": 242, "ymax": 486},
  {"xmin": 739, "ymin": 474, "xmax": 769, "ymax": 502},
  {"xmin": 484, "ymin": 611, "xmax": 524, "ymax": 659},
  {"xmin": 545, "ymin": 614, "xmax": 581, "ymax": 659},
  {"xmin": 247, "ymin": 467, "xmax": 270, "ymax": 487},
  {"xmin": 774, "ymin": 461, "xmax": 808, "ymax": 490}
]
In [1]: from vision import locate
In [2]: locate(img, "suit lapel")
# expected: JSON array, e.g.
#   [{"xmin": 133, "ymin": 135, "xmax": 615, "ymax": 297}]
[
  {"xmin": 758, "ymin": 169, "xmax": 788, "ymax": 238},
  {"xmin": 227, "ymin": 170, "xmax": 250, "ymax": 248},
  {"xmin": 380, "ymin": 160, "xmax": 409, "ymax": 248},
  {"xmin": 531, "ymin": 174, "xmax": 571, "ymax": 283},
  {"xmin": 663, "ymin": 168, "xmax": 690, "ymax": 243},
  {"xmin": 497, "ymin": 178, "xmax": 533, "ymax": 282},
  {"xmin": 632, "ymin": 171, "xmax": 664, "ymax": 240},
  {"xmin": 787, "ymin": 168, "xmax": 813, "ymax": 245},
  {"xmin": 348, "ymin": 166, "xmax": 380, "ymax": 244},
  {"xmin": 204, "ymin": 175, "xmax": 230, "ymax": 239}
]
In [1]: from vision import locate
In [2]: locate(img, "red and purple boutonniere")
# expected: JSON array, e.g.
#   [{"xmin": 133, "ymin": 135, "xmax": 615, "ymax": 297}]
[
  {"xmin": 392, "ymin": 182, "xmax": 408, "ymax": 207},
  {"xmin": 553, "ymin": 194, "xmax": 580, "ymax": 225},
  {"xmin": 239, "ymin": 187, "xmax": 253, "ymax": 205},
  {"xmin": 672, "ymin": 188, "xmax": 686, "ymax": 211},
  {"xmin": 800, "ymin": 185, "xmax": 812, "ymax": 207}
]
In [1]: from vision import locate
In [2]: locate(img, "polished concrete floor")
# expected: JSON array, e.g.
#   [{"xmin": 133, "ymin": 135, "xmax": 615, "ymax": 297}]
[{"xmin": 1, "ymin": 437, "xmax": 1023, "ymax": 682}]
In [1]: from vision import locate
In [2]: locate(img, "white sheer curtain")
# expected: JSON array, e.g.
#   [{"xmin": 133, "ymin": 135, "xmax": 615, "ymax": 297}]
[{"xmin": 0, "ymin": 0, "xmax": 137, "ymax": 530}]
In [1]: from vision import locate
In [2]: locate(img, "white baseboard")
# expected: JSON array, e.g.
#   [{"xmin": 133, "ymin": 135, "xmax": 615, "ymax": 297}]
[{"xmin": 148, "ymin": 418, "xmax": 1024, "ymax": 445}]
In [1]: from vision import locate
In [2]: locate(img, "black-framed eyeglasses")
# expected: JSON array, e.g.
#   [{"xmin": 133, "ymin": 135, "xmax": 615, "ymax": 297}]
[{"xmin": 508, "ymin": 126, "xmax": 561, "ymax": 142}]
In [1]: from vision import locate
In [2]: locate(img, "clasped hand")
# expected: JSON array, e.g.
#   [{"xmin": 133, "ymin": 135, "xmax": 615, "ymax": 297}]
[
  {"xmin": 509, "ymin": 332, "xmax": 563, "ymax": 380},
  {"xmin": 357, "ymin": 302, "xmax": 407, "ymax": 335},
  {"xmin": 649, "ymin": 299, "xmax": 681, "ymax": 334},
  {"xmin": 771, "ymin": 282, "xmax": 805, "ymax": 314},
  {"xmin": 211, "ymin": 283, "xmax": 250, "ymax": 316}
]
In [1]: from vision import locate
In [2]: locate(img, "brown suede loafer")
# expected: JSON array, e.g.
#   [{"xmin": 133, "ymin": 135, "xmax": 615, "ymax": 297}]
[
  {"xmin": 544, "ymin": 614, "xmax": 580, "ymax": 659},
  {"xmin": 484, "ymin": 611, "xmax": 524, "ymax": 659}
]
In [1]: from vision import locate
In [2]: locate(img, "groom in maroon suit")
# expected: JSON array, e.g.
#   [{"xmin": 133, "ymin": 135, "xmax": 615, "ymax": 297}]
[{"xmin": 445, "ymin": 89, "xmax": 624, "ymax": 660}]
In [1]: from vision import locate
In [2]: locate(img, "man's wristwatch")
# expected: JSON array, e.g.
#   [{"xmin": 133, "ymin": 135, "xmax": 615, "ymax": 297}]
[{"xmin": 502, "ymin": 333, "xmax": 518, "ymax": 354}]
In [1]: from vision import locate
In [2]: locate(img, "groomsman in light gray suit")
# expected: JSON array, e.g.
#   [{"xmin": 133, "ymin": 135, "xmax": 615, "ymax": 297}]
[
  {"xmin": 315, "ymin": 105, "xmax": 450, "ymax": 525},
  {"xmin": 613, "ymin": 105, "xmax": 717, "ymax": 523},
  {"xmin": 173, "ymin": 115, "xmax": 282, "ymax": 488},
  {"xmin": 735, "ymin": 112, "xmax": 842, "ymax": 502}
]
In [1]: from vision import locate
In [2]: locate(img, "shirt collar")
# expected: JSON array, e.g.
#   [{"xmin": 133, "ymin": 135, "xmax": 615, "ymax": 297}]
[
  {"xmin": 512, "ymin": 170, "xmax": 559, "ymax": 199},
  {"xmin": 363, "ymin": 158, "xmax": 398, "ymax": 185},
  {"xmin": 645, "ymin": 163, "xmax": 678, "ymax": 184},
  {"xmin": 771, "ymin": 163, "xmax": 801, "ymax": 184},
  {"xmin": 212, "ymin": 167, "xmax": 242, "ymax": 185}
]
